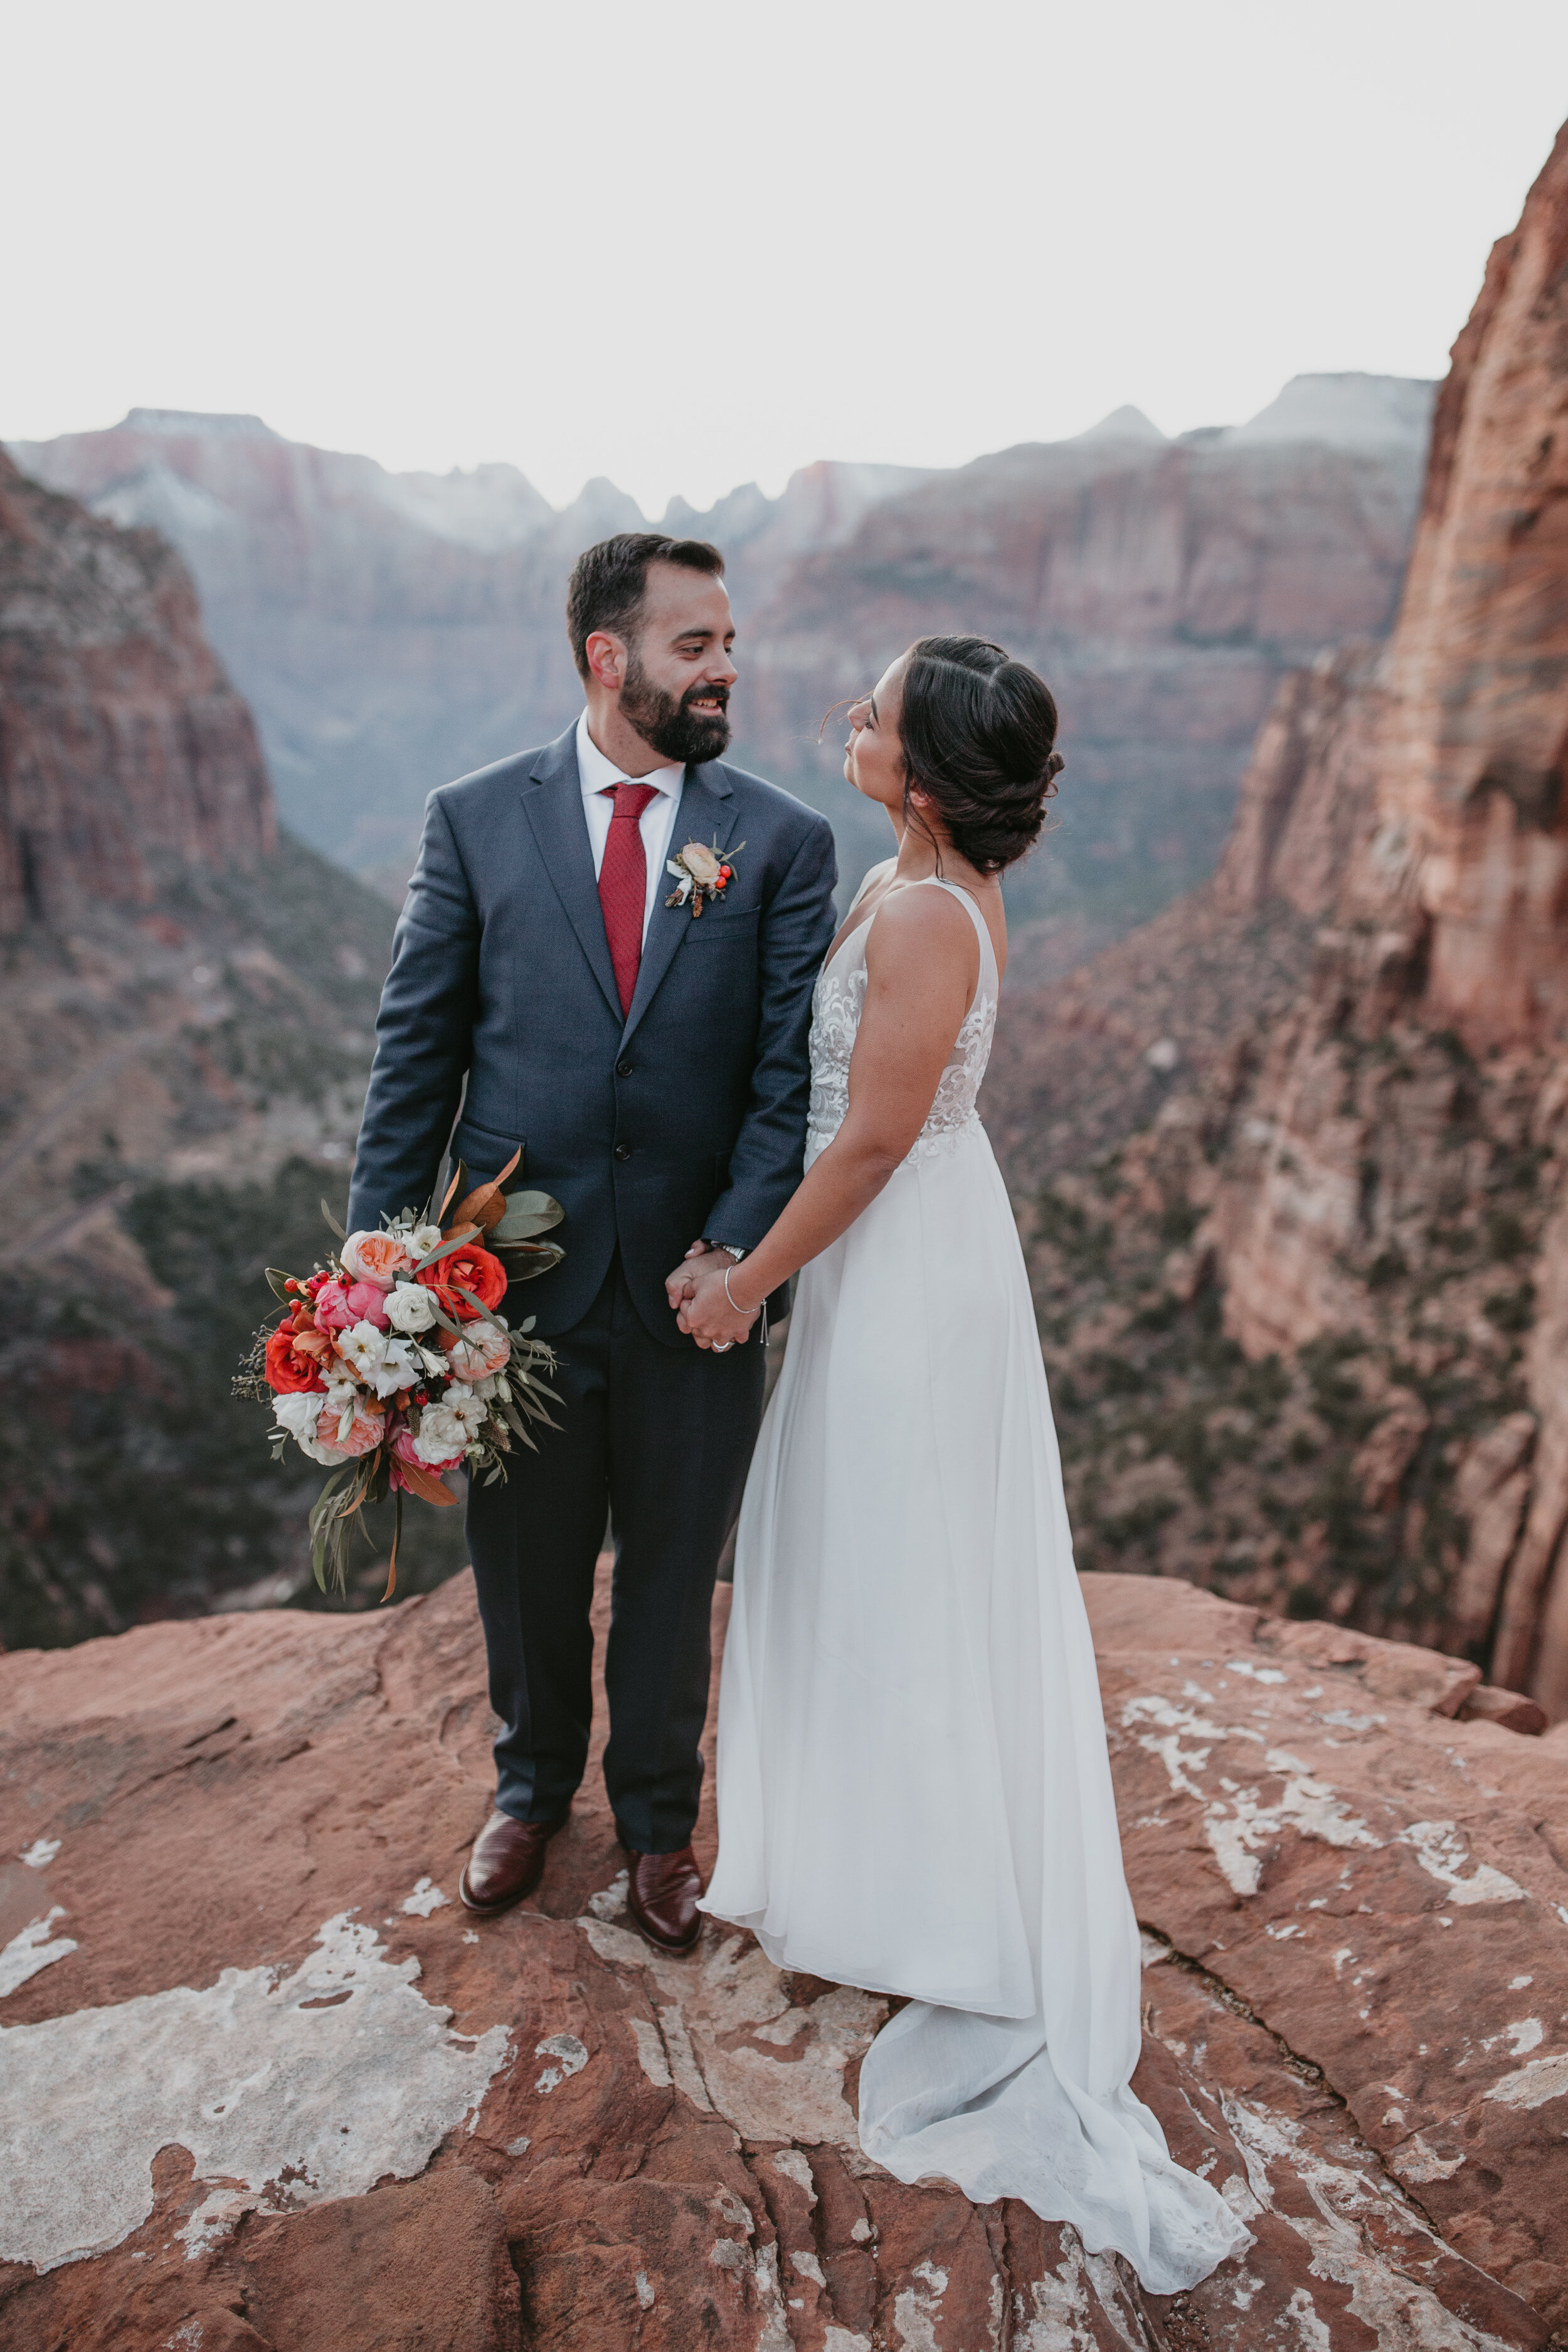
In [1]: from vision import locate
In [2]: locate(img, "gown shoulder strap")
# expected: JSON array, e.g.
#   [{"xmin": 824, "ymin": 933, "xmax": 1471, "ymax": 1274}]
[{"xmin": 916, "ymin": 876, "xmax": 999, "ymax": 992}]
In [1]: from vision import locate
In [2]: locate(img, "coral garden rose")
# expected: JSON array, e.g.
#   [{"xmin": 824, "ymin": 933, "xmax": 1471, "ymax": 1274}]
[
  {"xmin": 445, "ymin": 1320, "xmax": 510, "ymax": 1382},
  {"xmin": 313, "ymin": 1394, "xmax": 386, "ymax": 1459},
  {"xmin": 340, "ymin": 1230, "xmax": 411, "ymax": 1290},
  {"xmin": 265, "ymin": 1319, "xmax": 327, "ymax": 1394},
  {"xmin": 418, "ymin": 1242, "xmax": 507, "ymax": 1322}
]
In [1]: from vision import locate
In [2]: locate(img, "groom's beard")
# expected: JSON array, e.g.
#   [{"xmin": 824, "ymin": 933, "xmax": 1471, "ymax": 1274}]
[{"xmin": 619, "ymin": 654, "xmax": 732, "ymax": 765}]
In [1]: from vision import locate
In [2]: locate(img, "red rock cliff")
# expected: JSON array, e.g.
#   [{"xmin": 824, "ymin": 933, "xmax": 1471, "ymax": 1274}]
[
  {"xmin": 0, "ymin": 450, "xmax": 274, "ymax": 929},
  {"xmin": 1190, "ymin": 125, "xmax": 1568, "ymax": 1708}
]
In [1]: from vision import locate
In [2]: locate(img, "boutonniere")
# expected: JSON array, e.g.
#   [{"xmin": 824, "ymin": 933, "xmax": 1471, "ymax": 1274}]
[{"xmin": 665, "ymin": 837, "xmax": 745, "ymax": 920}]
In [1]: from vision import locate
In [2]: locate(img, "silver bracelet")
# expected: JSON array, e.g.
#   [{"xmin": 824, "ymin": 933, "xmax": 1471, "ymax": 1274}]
[{"xmin": 723, "ymin": 1264, "xmax": 757, "ymax": 1318}]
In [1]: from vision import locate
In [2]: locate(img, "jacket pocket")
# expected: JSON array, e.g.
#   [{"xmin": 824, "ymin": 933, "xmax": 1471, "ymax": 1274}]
[
  {"xmin": 682, "ymin": 906, "xmax": 760, "ymax": 946},
  {"xmin": 453, "ymin": 1121, "xmax": 525, "ymax": 1185}
]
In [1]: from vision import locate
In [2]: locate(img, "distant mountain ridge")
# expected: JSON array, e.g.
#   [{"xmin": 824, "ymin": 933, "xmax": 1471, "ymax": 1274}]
[{"xmin": 9, "ymin": 376, "xmax": 1434, "ymax": 945}]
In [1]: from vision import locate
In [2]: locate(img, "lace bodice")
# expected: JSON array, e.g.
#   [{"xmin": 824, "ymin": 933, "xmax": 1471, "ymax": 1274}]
[{"xmin": 805, "ymin": 877, "xmax": 999, "ymax": 1165}]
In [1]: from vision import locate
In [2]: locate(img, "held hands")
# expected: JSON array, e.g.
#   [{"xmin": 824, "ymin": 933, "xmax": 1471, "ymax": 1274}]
[{"xmin": 665, "ymin": 1240, "xmax": 760, "ymax": 1351}]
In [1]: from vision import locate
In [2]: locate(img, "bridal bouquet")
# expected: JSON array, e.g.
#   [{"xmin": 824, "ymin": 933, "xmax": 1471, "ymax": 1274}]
[{"xmin": 235, "ymin": 1150, "xmax": 562, "ymax": 1599}]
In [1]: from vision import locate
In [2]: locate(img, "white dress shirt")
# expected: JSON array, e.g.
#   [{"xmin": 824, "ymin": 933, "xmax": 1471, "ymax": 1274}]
[{"xmin": 576, "ymin": 710, "xmax": 684, "ymax": 945}]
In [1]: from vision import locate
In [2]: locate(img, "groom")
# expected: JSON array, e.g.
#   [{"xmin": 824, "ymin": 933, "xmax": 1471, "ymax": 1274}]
[{"xmin": 346, "ymin": 533, "xmax": 837, "ymax": 1949}]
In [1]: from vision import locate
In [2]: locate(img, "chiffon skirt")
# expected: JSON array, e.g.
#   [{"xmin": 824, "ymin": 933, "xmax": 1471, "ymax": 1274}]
[{"xmin": 702, "ymin": 1123, "xmax": 1250, "ymax": 2292}]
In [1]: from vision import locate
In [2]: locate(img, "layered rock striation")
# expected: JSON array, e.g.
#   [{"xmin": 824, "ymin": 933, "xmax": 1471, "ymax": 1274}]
[
  {"xmin": 2, "ymin": 1559, "xmax": 1562, "ymax": 2348},
  {"xmin": 983, "ymin": 122, "xmax": 1568, "ymax": 1716},
  {"xmin": 0, "ymin": 448, "xmax": 273, "ymax": 930},
  {"xmin": 11, "ymin": 384, "xmax": 1431, "ymax": 945}
]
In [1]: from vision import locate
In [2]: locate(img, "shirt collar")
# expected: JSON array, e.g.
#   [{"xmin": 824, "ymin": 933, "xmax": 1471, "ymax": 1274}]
[{"xmin": 576, "ymin": 709, "xmax": 683, "ymax": 800}]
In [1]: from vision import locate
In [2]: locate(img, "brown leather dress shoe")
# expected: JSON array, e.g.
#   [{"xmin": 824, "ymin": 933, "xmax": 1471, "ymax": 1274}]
[
  {"xmin": 460, "ymin": 1809, "xmax": 566, "ymax": 1916},
  {"xmin": 625, "ymin": 1845, "xmax": 704, "ymax": 1952}
]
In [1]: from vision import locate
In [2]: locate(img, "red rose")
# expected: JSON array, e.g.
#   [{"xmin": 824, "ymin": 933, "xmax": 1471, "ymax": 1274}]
[
  {"xmin": 418, "ymin": 1242, "xmax": 507, "ymax": 1323},
  {"xmin": 265, "ymin": 1318, "xmax": 327, "ymax": 1394}
]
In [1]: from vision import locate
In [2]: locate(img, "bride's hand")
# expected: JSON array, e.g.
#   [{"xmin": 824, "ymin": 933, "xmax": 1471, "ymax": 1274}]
[{"xmin": 676, "ymin": 1263, "xmax": 758, "ymax": 1350}]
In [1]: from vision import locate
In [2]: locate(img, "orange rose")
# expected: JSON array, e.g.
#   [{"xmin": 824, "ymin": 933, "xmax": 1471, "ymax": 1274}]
[
  {"xmin": 418, "ymin": 1242, "xmax": 507, "ymax": 1323},
  {"xmin": 265, "ymin": 1318, "xmax": 327, "ymax": 1394}
]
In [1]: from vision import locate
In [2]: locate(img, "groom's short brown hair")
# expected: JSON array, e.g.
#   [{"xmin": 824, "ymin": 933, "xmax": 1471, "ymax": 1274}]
[{"xmin": 566, "ymin": 532, "xmax": 726, "ymax": 682}]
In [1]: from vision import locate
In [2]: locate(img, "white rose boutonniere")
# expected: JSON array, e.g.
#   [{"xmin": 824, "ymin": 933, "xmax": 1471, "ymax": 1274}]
[{"xmin": 666, "ymin": 837, "xmax": 744, "ymax": 920}]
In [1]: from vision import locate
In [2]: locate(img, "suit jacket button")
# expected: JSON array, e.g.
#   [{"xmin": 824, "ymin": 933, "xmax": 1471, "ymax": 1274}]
[
  {"xmin": 615, "ymin": 1143, "xmax": 632, "ymax": 1161},
  {"xmin": 616, "ymin": 1058, "xmax": 633, "ymax": 1078}
]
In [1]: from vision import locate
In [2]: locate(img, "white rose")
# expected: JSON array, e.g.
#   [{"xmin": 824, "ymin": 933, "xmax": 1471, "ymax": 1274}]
[
  {"xmin": 384, "ymin": 1282, "xmax": 437, "ymax": 1335},
  {"xmin": 273, "ymin": 1390, "xmax": 345, "ymax": 1468},
  {"xmin": 413, "ymin": 1402, "xmax": 470, "ymax": 1465},
  {"xmin": 273, "ymin": 1391, "xmax": 323, "ymax": 1443},
  {"xmin": 681, "ymin": 841, "xmax": 721, "ymax": 886}
]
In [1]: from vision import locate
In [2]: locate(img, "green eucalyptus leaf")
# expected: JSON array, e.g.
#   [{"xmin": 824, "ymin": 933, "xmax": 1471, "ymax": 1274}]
[
  {"xmin": 320, "ymin": 1199, "xmax": 348, "ymax": 1241},
  {"xmin": 415, "ymin": 1226, "xmax": 480, "ymax": 1271},
  {"xmin": 264, "ymin": 1268, "xmax": 294, "ymax": 1303}
]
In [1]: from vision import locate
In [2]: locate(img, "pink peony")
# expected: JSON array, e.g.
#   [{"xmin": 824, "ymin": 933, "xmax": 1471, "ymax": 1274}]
[
  {"xmin": 315, "ymin": 1279, "xmax": 389, "ymax": 1335},
  {"xmin": 341, "ymin": 1230, "xmax": 411, "ymax": 1291}
]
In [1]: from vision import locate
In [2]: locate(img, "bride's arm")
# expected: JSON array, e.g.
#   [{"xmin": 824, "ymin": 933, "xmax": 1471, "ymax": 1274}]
[{"xmin": 672, "ymin": 887, "xmax": 979, "ymax": 1347}]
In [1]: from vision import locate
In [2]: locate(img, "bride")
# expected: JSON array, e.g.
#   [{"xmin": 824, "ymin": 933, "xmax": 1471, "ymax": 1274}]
[{"xmin": 668, "ymin": 635, "xmax": 1249, "ymax": 2292}]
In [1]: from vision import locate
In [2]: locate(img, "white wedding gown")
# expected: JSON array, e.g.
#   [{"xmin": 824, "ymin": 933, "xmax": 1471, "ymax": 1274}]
[{"xmin": 702, "ymin": 878, "xmax": 1250, "ymax": 2292}]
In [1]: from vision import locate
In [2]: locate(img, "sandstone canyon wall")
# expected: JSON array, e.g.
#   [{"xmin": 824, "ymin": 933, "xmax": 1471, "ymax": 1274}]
[
  {"xmin": 0, "ymin": 457, "xmax": 470, "ymax": 1648},
  {"xmin": 983, "ymin": 122, "xmax": 1568, "ymax": 1717},
  {"xmin": 0, "ymin": 449, "xmax": 273, "ymax": 930}
]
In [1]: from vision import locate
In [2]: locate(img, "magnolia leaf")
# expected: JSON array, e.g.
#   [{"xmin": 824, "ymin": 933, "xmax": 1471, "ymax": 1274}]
[
  {"xmin": 449, "ymin": 1146, "xmax": 521, "ymax": 1233},
  {"xmin": 438, "ymin": 1159, "xmax": 467, "ymax": 1221},
  {"xmin": 320, "ymin": 1199, "xmax": 348, "ymax": 1241},
  {"xmin": 494, "ymin": 1239, "xmax": 564, "ymax": 1283},
  {"xmin": 396, "ymin": 1460, "xmax": 460, "ymax": 1507},
  {"xmin": 490, "ymin": 1192, "xmax": 564, "ymax": 1242}
]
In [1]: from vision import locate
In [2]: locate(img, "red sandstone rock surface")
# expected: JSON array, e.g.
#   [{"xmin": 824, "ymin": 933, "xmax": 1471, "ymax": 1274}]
[
  {"xmin": 2, "ymin": 1560, "xmax": 1562, "ymax": 2349},
  {"xmin": 0, "ymin": 448, "xmax": 273, "ymax": 930}
]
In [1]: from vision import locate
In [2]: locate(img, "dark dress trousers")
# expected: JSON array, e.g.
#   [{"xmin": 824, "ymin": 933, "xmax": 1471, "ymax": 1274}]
[{"xmin": 347, "ymin": 724, "xmax": 837, "ymax": 1850}]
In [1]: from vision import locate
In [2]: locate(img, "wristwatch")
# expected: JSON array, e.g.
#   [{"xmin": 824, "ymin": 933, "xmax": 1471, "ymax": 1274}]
[{"xmin": 705, "ymin": 1242, "xmax": 747, "ymax": 1262}]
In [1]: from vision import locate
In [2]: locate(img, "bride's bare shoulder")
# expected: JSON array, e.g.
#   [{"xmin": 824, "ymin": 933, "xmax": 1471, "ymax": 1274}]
[
  {"xmin": 849, "ymin": 857, "xmax": 897, "ymax": 909},
  {"xmin": 864, "ymin": 880, "xmax": 978, "ymax": 972}
]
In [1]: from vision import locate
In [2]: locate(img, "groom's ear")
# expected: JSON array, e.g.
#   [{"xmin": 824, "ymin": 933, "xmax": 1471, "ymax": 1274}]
[{"xmin": 585, "ymin": 628, "xmax": 629, "ymax": 694}]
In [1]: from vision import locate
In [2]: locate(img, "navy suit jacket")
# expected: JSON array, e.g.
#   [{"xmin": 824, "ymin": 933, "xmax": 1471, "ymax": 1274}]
[{"xmin": 346, "ymin": 724, "xmax": 838, "ymax": 1348}]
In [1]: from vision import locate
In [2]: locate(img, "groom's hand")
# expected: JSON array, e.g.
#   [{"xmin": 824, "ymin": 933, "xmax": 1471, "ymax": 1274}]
[
  {"xmin": 675, "ymin": 1262, "xmax": 758, "ymax": 1350},
  {"xmin": 664, "ymin": 1237, "xmax": 716, "ymax": 1314}
]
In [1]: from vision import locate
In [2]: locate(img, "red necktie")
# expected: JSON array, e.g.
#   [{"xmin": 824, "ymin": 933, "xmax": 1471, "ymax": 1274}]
[{"xmin": 598, "ymin": 781, "xmax": 659, "ymax": 1016}]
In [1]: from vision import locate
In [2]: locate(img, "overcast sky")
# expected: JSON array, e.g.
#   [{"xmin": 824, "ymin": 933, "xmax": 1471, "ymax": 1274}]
[{"xmin": 6, "ymin": 1, "xmax": 1567, "ymax": 514}]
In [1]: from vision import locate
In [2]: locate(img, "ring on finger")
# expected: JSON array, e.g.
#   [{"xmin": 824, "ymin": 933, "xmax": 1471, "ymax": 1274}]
[{"xmin": 711, "ymin": 1340, "xmax": 733, "ymax": 1353}]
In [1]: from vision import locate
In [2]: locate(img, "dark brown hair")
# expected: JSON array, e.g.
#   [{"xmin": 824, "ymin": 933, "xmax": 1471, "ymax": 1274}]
[
  {"xmin": 566, "ymin": 532, "xmax": 725, "ymax": 682},
  {"xmin": 897, "ymin": 635, "xmax": 1063, "ymax": 872}
]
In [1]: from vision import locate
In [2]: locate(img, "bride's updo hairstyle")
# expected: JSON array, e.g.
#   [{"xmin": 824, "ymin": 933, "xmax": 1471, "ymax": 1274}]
[{"xmin": 897, "ymin": 635, "xmax": 1064, "ymax": 873}]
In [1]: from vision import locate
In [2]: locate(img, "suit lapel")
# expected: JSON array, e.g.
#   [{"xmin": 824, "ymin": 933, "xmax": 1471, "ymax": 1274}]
[
  {"xmin": 621, "ymin": 762, "xmax": 739, "ymax": 1047},
  {"xmin": 517, "ymin": 727, "xmax": 623, "ymax": 1022}
]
